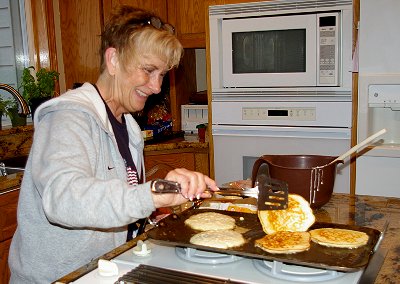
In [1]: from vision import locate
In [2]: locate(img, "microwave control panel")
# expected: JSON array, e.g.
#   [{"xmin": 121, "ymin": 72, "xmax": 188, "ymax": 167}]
[
  {"xmin": 318, "ymin": 13, "xmax": 339, "ymax": 86},
  {"xmin": 242, "ymin": 107, "xmax": 316, "ymax": 121}
]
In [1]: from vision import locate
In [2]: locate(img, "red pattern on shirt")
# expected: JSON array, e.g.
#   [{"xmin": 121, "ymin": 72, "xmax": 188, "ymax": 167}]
[{"xmin": 126, "ymin": 166, "xmax": 138, "ymax": 185}]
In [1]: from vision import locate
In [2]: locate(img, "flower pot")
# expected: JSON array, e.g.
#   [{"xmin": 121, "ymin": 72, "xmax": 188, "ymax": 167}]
[
  {"xmin": 29, "ymin": 97, "xmax": 51, "ymax": 120},
  {"xmin": 8, "ymin": 107, "xmax": 27, "ymax": 127}
]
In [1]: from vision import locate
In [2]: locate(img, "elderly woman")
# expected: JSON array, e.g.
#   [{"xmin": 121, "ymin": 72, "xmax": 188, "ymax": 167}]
[{"xmin": 9, "ymin": 6, "xmax": 217, "ymax": 283}]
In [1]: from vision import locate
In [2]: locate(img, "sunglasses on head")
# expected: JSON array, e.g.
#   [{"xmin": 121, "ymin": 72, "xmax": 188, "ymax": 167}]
[{"xmin": 148, "ymin": 16, "xmax": 175, "ymax": 35}]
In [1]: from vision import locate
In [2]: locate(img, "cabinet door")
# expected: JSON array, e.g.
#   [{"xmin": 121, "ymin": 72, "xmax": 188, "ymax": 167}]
[
  {"xmin": 168, "ymin": 0, "xmax": 261, "ymax": 48},
  {"xmin": 0, "ymin": 190, "xmax": 19, "ymax": 242},
  {"xmin": 145, "ymin": 152, "xmax": 195, "ymax": 180},
  {"xmin": 103, "ymin": 0, "xmax": 168, "ymax": 22},
  {"xmin": 0, "ymin": 238, "xmax": 11, "ymax": 284},
  {"xmin": 59, "ymin": 0, "xmax": 102, "ymax": 89},
  {"xmin": 0, "ymin": 190, "xmax": 19, "ymax": 284},
  {"xmin": 168, "ymin": 0, "xmax": 206, "ymax": 48}
]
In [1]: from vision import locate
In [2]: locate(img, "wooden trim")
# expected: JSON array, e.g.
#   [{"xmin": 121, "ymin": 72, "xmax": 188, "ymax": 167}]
[
  {"xmin": 45, "ymin": 0, "xmax": 58, "ymax": 72},
  {"xmin": 29, "ymin": 0, "xmax": 60, "ymax": 95},
  {"xmin": 101, "ymin": 0, "xmax": 112, "ymax": 23},
  {"xmin": 350, "ymin": 0, "xmax": 360, "ymax": 196},
  {"xmin": 45, "ymin": 0, "xmax": 60, "ymax": 95},
  {"xmin": 205, "ymin": 2, "xmax": 215, "ymax": 179}
]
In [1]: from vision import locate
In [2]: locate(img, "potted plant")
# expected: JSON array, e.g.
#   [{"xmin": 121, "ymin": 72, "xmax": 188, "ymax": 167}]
[
  {"xmin": 6, "ymin": 100, "xmax": 27, "ymax": 127},
  {"xmin": 20, "ymin": 66, "xmax": 59, "ymax": 118},
  {"xmin": 0, "ymin": 96, "xmax": 13, "ymax": 130}
]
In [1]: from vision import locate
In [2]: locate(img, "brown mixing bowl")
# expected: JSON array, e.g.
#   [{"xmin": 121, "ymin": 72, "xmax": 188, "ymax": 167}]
[{"xmin": 251, "ymin": 155, "xmax": 343, "ymax": 209}]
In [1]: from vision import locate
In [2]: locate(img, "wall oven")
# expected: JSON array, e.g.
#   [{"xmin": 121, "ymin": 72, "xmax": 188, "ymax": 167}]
[
  {"xmin": 209, "ymin": 0, "xmax": 352, "ymax": 93},
  {"xmin": 212, "ymin": 97, "xmax": 352, "ymax": 193}
]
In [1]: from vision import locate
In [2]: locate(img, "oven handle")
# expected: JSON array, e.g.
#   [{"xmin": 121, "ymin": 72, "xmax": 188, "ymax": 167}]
[{"xmin": 212, "ymin": 125, "xmax": 351, "ymax": 139}]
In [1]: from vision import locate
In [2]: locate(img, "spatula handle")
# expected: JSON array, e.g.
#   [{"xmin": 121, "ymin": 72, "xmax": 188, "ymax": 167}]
[{"xmin": 150, "ymin": 179, "xmax": 181, "ymax": 193}]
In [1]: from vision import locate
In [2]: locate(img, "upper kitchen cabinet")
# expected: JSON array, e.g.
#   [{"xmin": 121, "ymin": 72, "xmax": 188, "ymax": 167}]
[
  {"xmin": 167, "ymin": 0, "xmax": 206, "ymax": 48},
  {"xmin": 102, "ymin": 0, "xmax": 168, "ymax": 22},
  {"xmin": 58, "ymin": 0, "xmax": 102, "ymax": 89},
  {"xmin": 167, "ymin": 0, "xmax": 259, "ymax": 48},
  {"xmin": 104, "ymin": 0, "xmax": 207, "ymax": 48}
]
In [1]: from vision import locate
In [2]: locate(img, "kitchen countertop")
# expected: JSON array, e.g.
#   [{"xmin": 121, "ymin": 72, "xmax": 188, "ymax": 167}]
[
  {"xmin": 0, "ymin": 136, "xmax": 207, "ymax": 195},
  {"xmin": 54, "ymin": 193, "xmax": 400, "ymax": 284}
]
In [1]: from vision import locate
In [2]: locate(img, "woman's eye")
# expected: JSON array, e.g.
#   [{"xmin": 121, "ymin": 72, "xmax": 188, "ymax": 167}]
[{"xmin": 142, "ymin": 67, "xmax": 153, "ymax": 74}]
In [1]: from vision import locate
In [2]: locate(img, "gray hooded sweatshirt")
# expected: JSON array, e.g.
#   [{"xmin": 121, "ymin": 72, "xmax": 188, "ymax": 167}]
[{"xmin": 8, "ymin": 83, "xmax": 156, "ymax": 283}]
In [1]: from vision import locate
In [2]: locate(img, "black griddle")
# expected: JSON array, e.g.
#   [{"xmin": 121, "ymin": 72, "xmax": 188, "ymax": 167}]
[{"xmin": 146, "ymin": 208, "xmax": 381, "ymax": 272}]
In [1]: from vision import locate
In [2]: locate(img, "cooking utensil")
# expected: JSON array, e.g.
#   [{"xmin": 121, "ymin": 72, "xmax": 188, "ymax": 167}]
[
  {"xmin": 146, "ymin": 209, "xmax": 382, "ymax": 272},
  {"xmin": 150, "ymin": 179, "xmax": 258, "ymax": 198},
  {"xmin": 256, "ymin": 174, "xmax": 288, "ymax": 210},
  {"xmin": 326, "ymin": 128, "xmax": 387, "ymax": 166},
  {"xmin": 251, "ymin": 155, "xmax": 341, "ymax": 208},
  {"xmin": 150, "ymin": 177, "xmax": 288, "ymax": 210}
]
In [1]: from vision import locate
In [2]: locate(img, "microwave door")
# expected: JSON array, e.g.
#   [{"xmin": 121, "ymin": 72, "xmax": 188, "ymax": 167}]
[{"xmin": 221, "ymin": 14, "xmax": 317, "ymax": 88}]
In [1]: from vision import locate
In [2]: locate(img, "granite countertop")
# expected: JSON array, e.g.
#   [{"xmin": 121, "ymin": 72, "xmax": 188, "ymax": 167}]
[
  {"xmin": 144, "ymin": 137, "xmax": 208, "ymax": 152},
  {"xmin": 55, "ymin": 193, "xmax": 400, "ymax": 284},
  {"xmin": 314, "ymin": 194, "xmax": 400, "ymax": 283}
]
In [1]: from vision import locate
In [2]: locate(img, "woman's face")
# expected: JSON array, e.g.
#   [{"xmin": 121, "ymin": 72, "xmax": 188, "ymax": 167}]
[{"xmin": 112, "ymin": 53, "xmax": 168, "ymax": 114}]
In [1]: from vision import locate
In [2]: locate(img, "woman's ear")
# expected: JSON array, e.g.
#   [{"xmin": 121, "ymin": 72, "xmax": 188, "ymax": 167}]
[{"xmin": 105, "ymin": 47, "xmax": 118, "ymax": 76}]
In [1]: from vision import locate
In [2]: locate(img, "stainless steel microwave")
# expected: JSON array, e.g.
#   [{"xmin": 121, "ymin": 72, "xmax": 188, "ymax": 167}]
[{"xmin": 209, "ymin": 0, "xmax": 353, "ymax": 94}]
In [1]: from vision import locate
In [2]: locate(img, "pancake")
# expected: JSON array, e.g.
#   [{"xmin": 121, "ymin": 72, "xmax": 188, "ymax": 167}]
[
  {"xmin": 258, "ymin": 194, "xmax": 315, "ymax": 234},
  {"xmin": 184, "ymin": 212, "xmax": 236, "ymax": 231},
  {"xmin": 255, "ymin": 231, "xmax": 311, "ymax": 254},
  {"xmin": 189, "ymin": 230, "xmax": 245, "ymax": 249},
  {"xmin": 310, "ymin": 228, "xmax": 369, "ymax": 248}
]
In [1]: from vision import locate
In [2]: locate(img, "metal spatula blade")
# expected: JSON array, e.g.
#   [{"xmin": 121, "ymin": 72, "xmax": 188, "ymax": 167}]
[{"xmin": 257, "ymin": 175, "xmax": 289, "ymax": 210}]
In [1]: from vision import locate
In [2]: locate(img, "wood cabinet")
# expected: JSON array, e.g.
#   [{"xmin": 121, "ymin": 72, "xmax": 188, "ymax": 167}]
[
  {"xmin": 168, "ymin": 0, "xmax": 207, "ymax": 48},
  {"xmin": 103, "ymin": 0, "xmax": 206, "ymax": 48},
  {"xmin": 58, "ymin": 0, "xmax": 102, "ymax": 90},
  {"xmin": 144, "ymin": 147, "xmax": 209, "ymax": 180},
  {"xmin": 0, "ymin": 189, "xmax": 19, "ymax": 284},
  {"xmin": 102, "ymin": 0, "xmax": 168, "ymax": 22},
  {"xmin": 168, "ymin": 0, "xmax": 267, "ymax": 48}
]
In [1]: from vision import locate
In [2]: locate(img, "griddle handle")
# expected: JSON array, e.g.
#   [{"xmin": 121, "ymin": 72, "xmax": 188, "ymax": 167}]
[{"xmin": 373, "ymin": 220, "xmax": 389, "ymax": 253}]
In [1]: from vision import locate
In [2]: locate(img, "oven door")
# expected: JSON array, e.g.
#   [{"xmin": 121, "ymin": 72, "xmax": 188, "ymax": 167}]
[{"xmin": 212, "ymin": 125, "xmax": 351, "ymax": 193}]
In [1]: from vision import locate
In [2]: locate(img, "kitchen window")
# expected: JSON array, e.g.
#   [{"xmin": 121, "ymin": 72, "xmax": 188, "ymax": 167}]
[{"xmin": 0, "ymin": 0, "xmax": 32, "ymax": 126}]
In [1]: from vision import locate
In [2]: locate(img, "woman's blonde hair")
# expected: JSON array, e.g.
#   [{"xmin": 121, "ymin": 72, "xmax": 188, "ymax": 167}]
[{"xmin": 100, "ymin": 6, "xmax": 183, "ymax": 73}]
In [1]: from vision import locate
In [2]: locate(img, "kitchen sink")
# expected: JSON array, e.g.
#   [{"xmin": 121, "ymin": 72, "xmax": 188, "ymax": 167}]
[
  {"xmin": 1, "ymin": 155, "xmax": 28, "ymax": 168},
  {"xmin": 0, "ymin": 155, "xmax": 28, "ymax": 176}
]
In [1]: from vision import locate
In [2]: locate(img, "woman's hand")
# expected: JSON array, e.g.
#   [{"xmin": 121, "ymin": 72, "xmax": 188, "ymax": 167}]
[{"xmin": 151, "ymin": 168, "xmax": 218, "ymax": 208}]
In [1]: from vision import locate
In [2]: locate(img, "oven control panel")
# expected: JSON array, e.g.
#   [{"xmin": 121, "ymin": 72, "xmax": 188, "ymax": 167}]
[{"xmin": 242, "ymin": 107, "xmax": 316, "ymax": 121}]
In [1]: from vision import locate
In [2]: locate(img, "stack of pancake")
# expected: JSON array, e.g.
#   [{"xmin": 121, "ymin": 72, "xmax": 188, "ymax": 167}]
[
  {"xmin": 185, "ymin": 212, "xmax": 245, "ymax": 249},
  {"xmin": 255, "ymin": 194, "xmax": 369, "ymax": 254}
]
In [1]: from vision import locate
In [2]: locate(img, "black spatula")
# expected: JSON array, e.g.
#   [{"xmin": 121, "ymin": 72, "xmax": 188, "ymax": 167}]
[{"xmin": 256, "ymin": 174, "xmax": 289, "ymax": 210}]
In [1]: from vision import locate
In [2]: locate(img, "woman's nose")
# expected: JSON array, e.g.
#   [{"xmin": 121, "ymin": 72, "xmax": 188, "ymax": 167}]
[{"xmin": 148, "ymin": 75, "xmax": 163, "ymax": 94}]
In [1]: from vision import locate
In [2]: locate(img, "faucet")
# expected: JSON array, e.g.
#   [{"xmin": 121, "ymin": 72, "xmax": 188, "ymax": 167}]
[
  {"xmin": 0, "ymin": 83, "xmax": 30, "ymax": 115},
  {"xmin": 0, "ymin": 162, "xmax": 6, "ymax": 176}
]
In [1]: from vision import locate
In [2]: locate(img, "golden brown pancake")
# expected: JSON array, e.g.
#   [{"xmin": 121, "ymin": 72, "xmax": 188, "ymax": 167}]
[
  {"xmin": 189, "ymin": 230, "xmax": 245, "ymax": 249},
  {"xmin": 258, "ymin": 194, "xmax": 315, "ymax": 234},
  {"xmin": 255, "ymin": 231, "xmax": 311, "ymax": 254},
  {"xmin": 184, "ymin": 212, "xmax": 236, "ymax": 231},
  {"xmin": 310, "ymin": 228, "xmax": 369, "ymax": 248}
]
